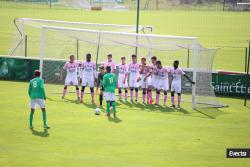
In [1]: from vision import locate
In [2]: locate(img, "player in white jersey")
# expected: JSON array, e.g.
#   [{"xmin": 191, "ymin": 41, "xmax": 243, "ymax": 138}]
[
  {"xmin": 128, "ymin": 54, "xmax": 140, "ymax": 102},
  {"xmin": 60, "ymin": 55, "xmax": 80, "ymax": 100},
  {"xmin": 144, "ymin": 56, "xmax": 158, "ymax": 104},
  {"xmin": 137, "ymin": 57, "xmax": 151, "ymax": 104},
  {"xmin": 104, "ymin": 54, "xmax": 116, "ymax": 73},
  {"xmin": 118, "ymin": 57, "xmax": 129, "ymax": 102},
  {"xmin": 155, "ymin": 61, "xmax": 170, "ymax": 106},
  {"xmin": 170, "ymin": 60, "xmax": 195, "ymax": 109},
  {"xmin": 80, "ymin": 53, "xmax": 96, "ymax": 104}
]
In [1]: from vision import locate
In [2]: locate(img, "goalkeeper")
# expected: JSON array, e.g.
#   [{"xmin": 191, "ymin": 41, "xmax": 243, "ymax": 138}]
[
  {"xmin": 28, "ymin": 70, "xmax": 49, "ymax": 129},
  {"xmin": 102, "ymin": 66, "xmax": 117, "ymax": 117}
]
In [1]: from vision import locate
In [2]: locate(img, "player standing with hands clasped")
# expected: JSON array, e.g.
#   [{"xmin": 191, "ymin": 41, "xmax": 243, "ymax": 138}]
[
  {"xmin": 60, "ymin": 55, "xmax": 81, "ymax": 100},
  {"xmin": 28, "ymin": 70, "xmax": 49, "ymax": 129},
  {"xmin": 170, "ymin": 60, "xmax": 195, "ymax": 109},
  {"xmin": 118, "ymin": 56, "xmax": 129, "ymax": 102},
  {"xmin": 80, "ymin": 53, "xmax": 96, "ymax": 104}
]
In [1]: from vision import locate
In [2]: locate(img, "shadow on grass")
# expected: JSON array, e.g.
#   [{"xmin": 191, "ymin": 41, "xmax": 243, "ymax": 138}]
[
  {"xmin": 108, "ymin": 116, "xmax": 122, "ymax": 123},
  {"xmin": 194, "ymin": 108, "xmax": 229, "ymax": 119},
  {"xmin": 31, "ymin": 129, "xmax": 49, "ymax": 137}
]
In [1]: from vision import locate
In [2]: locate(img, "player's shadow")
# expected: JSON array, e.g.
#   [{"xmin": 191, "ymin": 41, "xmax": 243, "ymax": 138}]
[
  {"xmin": 31, "ymin": 129, "xmax": 49, "ymax": 137},
  {"xmin": 108, "ymin": 116, "xmax": 122, "ymax": 123},
  {"xmin": 63, "ymin": 98, "xmax": 80, "ymax": 104}
]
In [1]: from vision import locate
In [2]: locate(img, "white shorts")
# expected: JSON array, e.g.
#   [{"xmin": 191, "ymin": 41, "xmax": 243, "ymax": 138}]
[
  {"xmin": 30, "ymin": 99, "xmax": 45, "ymax": 109},
  {"xmin": 140, "ymin": 75, "xmax": 151, "ymax": 89},
  {"xmin": 157, "ymin": 79, "xmax": 169, "ymax": 91},
  {"xmin": 171, "ymin": 81, "xmax": 181, "ymax": 93},
  {"xmin": 150, "ymin": 77, "xmax": 159, "ymax": 88},
  {"xmin": 65, "ymin": 75, "xmax": 78, "ymax": 86},
  {"xmin": 118, "ymin": 76, "xmax": 128, "ymax": 88},
  {"xmin": 104, "ymin": 92, "xmax": 116, "ymax": 101},
  {"xmin": 81, "ymin": 76, "xmax": 95, "ymax": 87},
  {"xmin": 129, "ymin": 77, "xmax": 139, "ymax": 88}
]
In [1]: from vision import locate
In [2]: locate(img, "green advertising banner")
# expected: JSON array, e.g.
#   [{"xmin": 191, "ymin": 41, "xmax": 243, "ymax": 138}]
[
  {"xmin": 0, "ymin": 57, "xmax": 39, "ymax": 81},
  {"xmin": 212, "ymin": 72, "xmax": 250, "ymax": 96}
]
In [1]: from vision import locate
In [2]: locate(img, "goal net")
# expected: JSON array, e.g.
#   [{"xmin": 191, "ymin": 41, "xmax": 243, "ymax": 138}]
[
  {"xmin": 37, "ymin": 25, "xmax": 223, "ymax": 109},
  {"xmin": 9, "ymin": 18, "xmax": 153, "ymax": 58}
]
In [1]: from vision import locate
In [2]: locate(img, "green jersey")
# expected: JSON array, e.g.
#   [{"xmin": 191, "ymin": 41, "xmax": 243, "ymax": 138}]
[
  {"xmin": 28, "ymin": 77, "xmax": 46, "ymax": 99},
  {"xmin": 102, "ymin": 73, "xmax": 117, "ymax": 93}
]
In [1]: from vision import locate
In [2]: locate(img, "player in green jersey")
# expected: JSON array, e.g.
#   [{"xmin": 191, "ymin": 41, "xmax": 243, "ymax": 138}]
[
  {"xmin": 102, "ymin": 66, "xmax": 117, "ymax": 117},
  {"xmin": 28, "ymin": 70, "xmax": 49, "ymax": 129}
]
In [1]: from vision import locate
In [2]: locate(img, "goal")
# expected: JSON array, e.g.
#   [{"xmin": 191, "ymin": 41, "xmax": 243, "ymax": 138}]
[{"xmin": 38, "ymin": 25, "xmax": 224, "ymax": 109}]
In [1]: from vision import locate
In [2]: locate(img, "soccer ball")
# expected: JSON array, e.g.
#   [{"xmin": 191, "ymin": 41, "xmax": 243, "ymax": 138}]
[{"xmin": 95, "ymin": 107, "xmax": 101, "ymax": 115}]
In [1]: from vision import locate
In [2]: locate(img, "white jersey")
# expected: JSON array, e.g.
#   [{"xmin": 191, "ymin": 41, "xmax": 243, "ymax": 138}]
[
  {"xmin": 156, "ymin": 67, "xmax": 170, "ymax": 91},
  {"xmin": 104, "ymin": 60, "xmax": 116, "ymax": 73},
  {"xmin": 80, "ymin": 61, "xmax": 96, "ymax": 78},
  {"xmin": 63, "ymin": 61, "xmax": 80, "ymax": 86},
  {"xmin": 157, "ymin": 67, "xmax": 170, "ymax": 80},
  {"xmin": 170, "ymin": 67, "xmax": 185, "ymax": 93},
  {"xmin": 118, "ymin": 63, "xmax": 129, "ymax": 78},
  {"xmin": 151, "ymin": 64, "xmax": 158, "ymax": 79},
  {"xmin": 128, "ymin": 62, "xmax": 140, "ymax": 88},
  {"xmin": 170, "ymin": 67, "xmax": 185, "ymax": 83},
  {"xmin": 63, "ymin": 61, "xmax": 80, "ymax": 77}
]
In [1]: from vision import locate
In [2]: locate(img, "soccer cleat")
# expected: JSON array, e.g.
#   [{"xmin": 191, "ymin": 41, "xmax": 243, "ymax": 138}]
[
  {"xmin": 123, "ymin": 99, "xmax": 127, "ymax": 103},
  {"xmin": 29, "ymin": 126, "xmax": 33, "ymax": 129},
  {"xmin": 80, "ymin": 99, "xmax": 83, "ymax": 103},
  {"xmin": 61, "ymin": 96, "xmax": 65, "ymax": 99},
  {"xmin": 177, "ymin": 105, "xmax": 181, "ymax": 110},
  {"xmin": 119, "ymin": 97, "xmax": 122, "ymax": 101},
  {"xmin": 43, "ymin": 125, "xmax": 50, "ymax": 129},
  {"xmin": 148, "ymin": 99, "xmax": 153, "ymax": 105},
  {"xmin": 170, "ymin": 105, "xmax": 176, "ymax": 108}
]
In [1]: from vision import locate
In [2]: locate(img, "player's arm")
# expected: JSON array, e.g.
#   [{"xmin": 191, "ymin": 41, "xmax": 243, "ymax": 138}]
[
  {"xmin": 144, "ymin": 66, "xmax": 152, "ymax": 81},
  {"xmin": 184, "ymin": 74, "xmax": 195, "ymax": 84},
  {"xmin": 28, "ymin": 82, "xmax": 31, "ymax": 98},
  {"xmin": 60, "ymin": 64, "xmax": 67, "ymax": 80},
  {"xmin": 40, "ymin": 80, "xmax": 46, "ymax": 100}
]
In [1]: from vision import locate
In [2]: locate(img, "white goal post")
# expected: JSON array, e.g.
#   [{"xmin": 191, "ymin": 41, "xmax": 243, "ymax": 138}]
[{"xmin": 38, "ymin": 25, "xmax": 223, "ymax": 109}]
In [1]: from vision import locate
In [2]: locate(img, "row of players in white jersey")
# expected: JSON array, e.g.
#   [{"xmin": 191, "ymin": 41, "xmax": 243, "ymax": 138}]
[{"xmin": 60, "ymin": 53, "xmax": 195, "ymax": 109}]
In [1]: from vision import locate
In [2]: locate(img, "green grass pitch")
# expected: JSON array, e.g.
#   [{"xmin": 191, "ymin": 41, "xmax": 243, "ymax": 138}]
[
  {"xmin": 0, "ymin": 2, "xmax": 250, "ymax": 71},
  {"xmin": 0, "ymin": 80, "xmax": 250, "ymax": 166}
]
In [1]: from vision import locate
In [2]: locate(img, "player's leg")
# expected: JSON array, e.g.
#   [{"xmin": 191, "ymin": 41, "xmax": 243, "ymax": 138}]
[
  {"xmin": 75, "ymin": 86, "xmax": 80, "ymax": 100},
  {"xmin": 99, "ymin": 88, "xmax": 103, "ymax": 107},
  {"xmin": 110, "ymin": 93, "xmax": 116, "ymax": 117},
  {"xmin": 37, "ymin": 99, "xmax": 49, "ymax": 129},
  {"xmin": 72, "ymin": 77, "xmax": 80, "ymax": 100},
  {"xmin": 177, "ymin": 93, "xmax": 181, "ymax": 109},
  {"xmin": 130, "ymin": 87, "xmax": 134, "ymax": 102},
  {"xmin": 142, "ymin": 88, "xmax": 146, "ymax": 103},
  {"xmin": 118, "ymin": 88, "xmax": 122, "ymax": 100},
  {"xmin": 155, "ymin": 89, "xmax": 160, "ymax": 105},
  {"xmin": 62, "ymin": 85, "xmax": 67, "ymax": 99},
  {"xmin": 80, "ymin": 86, "xmax": 85, "ymax": 102},
  {"xmin": 41, "ymin": 108, "xmax": 49, "ymax": 129},
  {"xmin": 171, "ymin": 91, "xmax": 175, "ymax": 107},
  {"xmin": 124, "ymin": 88, "xmax": 128, "ymax": 102},
  {"xmin": 135, "ymin": 87, "xmax": 139, "ymax": 102},
  {"xmin": 163, "ymin": 91, "xmax": 168, "ymax": 106},
  {"xmin": 90, "ymin": 87, "xmax": 94, "ymax": 104},
  {"xmin": 29, "ymin": 109, "xmax": 35, "ymax": 129}
]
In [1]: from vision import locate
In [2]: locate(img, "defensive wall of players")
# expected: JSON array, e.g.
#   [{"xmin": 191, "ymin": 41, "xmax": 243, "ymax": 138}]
[{"xmin": 0, "ymin": 56, "xmax": 250, "ymax": 97}]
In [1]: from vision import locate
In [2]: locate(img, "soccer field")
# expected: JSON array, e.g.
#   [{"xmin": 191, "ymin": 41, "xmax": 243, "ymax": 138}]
[
  {"xmin": 0, "ymin": 80, "xmax": 250, "ymax": 166},
  {"xmin": 0, "ymin": 2, "xmax": 250, "ymax": 71}
]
